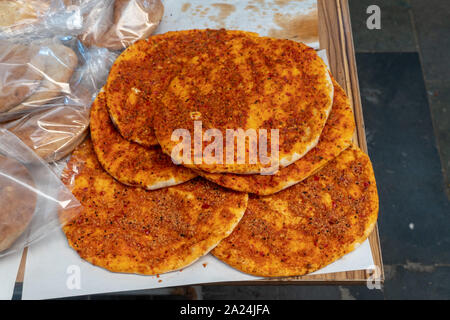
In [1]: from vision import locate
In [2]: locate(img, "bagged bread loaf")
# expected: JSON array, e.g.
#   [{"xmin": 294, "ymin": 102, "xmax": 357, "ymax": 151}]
[
  {"xmin": 80, "ymin": 0, "xmax": 164, "ymax": 50},
  {"xmin": 0, "ymin": 41, "xmax": 44, "ymax": 113},
  {"xmin": 2, "ymin": 105, "xmax": 89, "ymax": 162},
  {"xmin": 0, "ymin": 129, "xmax": 82, "ymax": 257},
  {"xmin": 0, "ymin": 154, "xmax": 36, "ymax": 252},
  {"xmin": 0, "ymin": 37, "xmax": 117, "ymax": 162}
]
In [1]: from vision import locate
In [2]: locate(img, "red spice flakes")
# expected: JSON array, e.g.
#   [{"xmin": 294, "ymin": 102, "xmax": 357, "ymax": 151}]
[
  {"xmin": 202, "ymin": 263, "xmax": 208, "ymax": 268},
  {"xmin": 158, "ymin": 280, "xmax": 162, "ymax": 283},
  {"xmin": 202, "ymin": 203, "xmax": 210, "ymax": 209}
]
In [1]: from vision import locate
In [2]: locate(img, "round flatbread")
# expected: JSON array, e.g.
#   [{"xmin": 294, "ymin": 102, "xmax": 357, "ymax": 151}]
[
  {"xmin": 106, "ymin": 29, "xmax": 257, "ymax": 147},
  {"xmin": 80, "ymin": 0, "xmax": 164, "ymax": 51},
  {"xmin": 212, "ymin": 145, "xmax": 379, "ymax": 277},
  {"xmin": 61, "ymin": 139, "xmax": 248, "ymax": 275},
  {"xmin": 4, "ymin": 105, "xmax": 89, "ymax": 162},
  {"xmin": 0, "ymin": 155, "xmax": 36, "ymax": 252},
  {"xmin": 0, "ymin": 42, "xmax": 44, "ymax": 113},
  {"xmin": 9, "ymin": 44, "xmax": 78, "ymax": 112},
  {"xmin": 91, "ymin": 90, "xmax": 196, "ymax": 190},
  {"xmin": 155, "ymin": 35, "xmax": 333, "ymax": 174},
  {"xmin": 197, "ymin": 78, "xmax": 355, "ymax": 195}
]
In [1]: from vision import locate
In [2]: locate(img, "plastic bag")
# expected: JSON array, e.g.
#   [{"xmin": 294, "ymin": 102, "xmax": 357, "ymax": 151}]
[
  {"xmin": 0, "ymin": 38, "xmax": 79, "ymax": 117},
  {"xmin": 0, "ymin": 128, "xmax": 82, "ymax": 257},
  {"xmin": 0, "ymin": 1, "xmax": 145, "ymax": 165},
  {"xmin": 1, "ymin": 105, "xmax": 89, "ymax": 162},
  {"xmin": 0, "ymin": 0, "xmax": 165, "ymax": 45},
  {"xmin": 79, "ymin": 0, "xmax": 164, "ymax": 50},
  {"xmin": 69, "ymin": 40, "xmax": 119, "ymax": 104},
  {"xmin": 0, "ymin": 0, "xmax": 86, "ymax": 40},
  {"xmin": 0, "ymin": 41, "xmax": 44, "ymax": 115},
  {"xmin": 0, "ymin": 36, "xmax": 118, "ymax": 162}
]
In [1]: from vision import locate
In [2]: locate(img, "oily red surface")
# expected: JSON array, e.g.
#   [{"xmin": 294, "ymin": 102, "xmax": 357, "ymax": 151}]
[
  {"xmin": 213, "ymin": 146, "xmax": 379, "ymax": 277},
  {"xmin": 197, "ymin": 78, "xmax": 355, "ymax": 195},
  {"xmin": 90, "ymin": 90, "xmax": 196, "ymax": 190},
  {"xmin": 106, "ymin": 29, "xmax": 256, "ymax": 147},
  {"xmin": 155, "ymin": 35, "xmax": 333, "ymax": 174},
  {"xmin": 61, "ymin": 139, "xmax": 248, "ymax": 275}
]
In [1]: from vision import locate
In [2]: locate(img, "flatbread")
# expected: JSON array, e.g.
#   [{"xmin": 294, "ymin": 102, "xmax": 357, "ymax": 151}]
[
  {"xmin": 9, "ymin": 44, "xmax": 78, "ymax": 112},
  {"xmin": 0, "ymin": 155, "xmax": 36, "ymax": 252},
  {"xmin": 0, "ymin": 43, "xmax": 44, "ymax": 113},
  {"xmin": 155, "ymin": 35, "xmax": 333, "ymax": 174},
  {"xmin": 91, "ymin": 90, "xmax": 196, "ymax": 190},
  {"xmin": 106, "ymin": 29, "xmax": 257, "ymax": 147},
  {"xmin": 197, "ymin": 78, "xmax": 355, "ymax": 195},
  {"xmin": 80, "ymin": 0, "xmax": 164, "ymax": 51},
  {"xmin": 212, "ymin": 145, "xmax": 379, "ymax": 277},
  {"xmin": 4, "ymin": 105, "xmax": 89, "ymax": 162},
  {"xmin": 61, "ymin": 139, "xmax": 248, "ymax": 275}
]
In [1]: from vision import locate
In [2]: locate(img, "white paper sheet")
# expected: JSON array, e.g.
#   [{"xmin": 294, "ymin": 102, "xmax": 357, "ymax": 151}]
[
  {"xmin": 155, "ymin": 0, "xmax": 319, "ymax": 49},
  {"xmin": 0, "ymin": 250, "xmax": 22, "ymax": 300}
]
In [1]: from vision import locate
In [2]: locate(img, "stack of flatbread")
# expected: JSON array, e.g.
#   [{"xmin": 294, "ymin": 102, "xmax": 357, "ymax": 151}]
[{"xmin": 62, "ymin": 29, "xmax": 379, "ymax": 277}]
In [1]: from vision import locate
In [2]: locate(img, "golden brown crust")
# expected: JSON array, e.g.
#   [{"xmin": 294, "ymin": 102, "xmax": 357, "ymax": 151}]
[
  {"xmin": 155, "ymin": 35, "xmax": 333, "ymax": 174},
  {"xmin": 61, "ymin": 139, "xmax": 248, "ymax": 275},
  {"xmin": 90, "ymin": 90, "xmax": 196, "ymax": 190},
  {"xmin": 212, "ymin": 145, "xmax": 379, "ymax": 277},
  {"xmin": 197, "ymin": 78, "xmax": 355, "ymax": 195},
  {"xmin": 106, "ymin": 29, "xmax": 258, "ymax": 147},
  {"xmin": 0, "ymin": 155, "xmax": 36, "ymax": 252}
]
